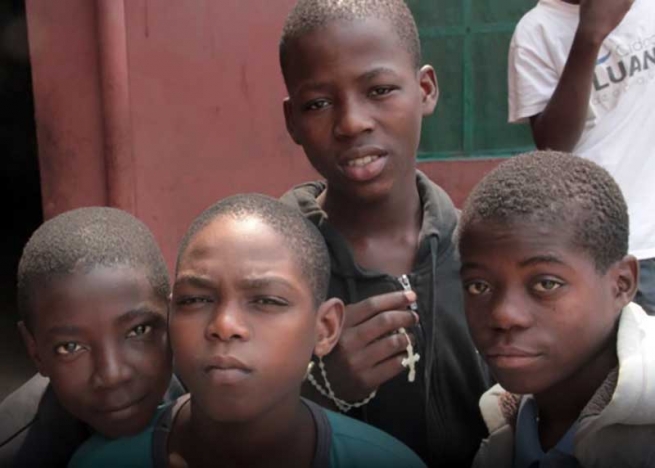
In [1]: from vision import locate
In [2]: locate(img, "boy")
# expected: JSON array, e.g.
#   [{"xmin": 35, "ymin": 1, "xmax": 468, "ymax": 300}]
[
  {"xmin": 458, "ymin": 151, "xmax": 655, "ymax": 467},
  {"xmin": 279, "ymin": 0, "xmax": 488, "ymax": 464},
  {"xmin": 508, "ymin": 0, "xmax": 655, "ymax": 314},
  {"xmin": 0, "ymin": 207, "xmax": 176, "ymax": 467},
  {"xmin": 69, "ymin": 194, "xmax": 425, "ymax": 467}
]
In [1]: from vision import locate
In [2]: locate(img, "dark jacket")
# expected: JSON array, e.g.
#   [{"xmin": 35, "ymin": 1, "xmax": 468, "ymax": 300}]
[
  {"xmin": 281, "ymin": 171, "xmax": 489, "ymax": 467},
  {"xmin": 0, "ymin": 374, "xmax": 184, "ymax": 467}
]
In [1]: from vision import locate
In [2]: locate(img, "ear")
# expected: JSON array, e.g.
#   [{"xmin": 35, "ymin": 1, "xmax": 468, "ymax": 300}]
[
  {"xmin": 609, "ymin": 255, "xmax": 639, "ymax": 311},
  {"xmin": 18, "ymin": 321, "xmax": 48, "ymax": 377},
  {"xmin": 283, "ymin": 98, "xmax": 301, "ymax": 145},
  {"xmin": 418, "ymin": 65, "xmax": 438, "ymax": 117},
  {"xmin": 313, "ymin": 298, "xmax": 344, "ymax": 358}
]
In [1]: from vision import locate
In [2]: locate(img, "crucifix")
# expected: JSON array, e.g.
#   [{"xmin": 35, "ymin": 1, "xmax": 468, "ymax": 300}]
[{"xmin": 399, "ymin": 327, "xmax": 420, "ymax": 382}]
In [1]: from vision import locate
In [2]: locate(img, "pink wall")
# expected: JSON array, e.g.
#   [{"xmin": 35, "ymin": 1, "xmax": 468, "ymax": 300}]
[{"xmin": 26, "ymin": 0, "xmax": 501, "ymax": 271}]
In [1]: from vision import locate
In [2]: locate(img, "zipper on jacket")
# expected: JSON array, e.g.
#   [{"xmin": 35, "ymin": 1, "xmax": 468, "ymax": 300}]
[{"xmin": 398, "ymin": 274, "xmax": 418, "ymax": 312}]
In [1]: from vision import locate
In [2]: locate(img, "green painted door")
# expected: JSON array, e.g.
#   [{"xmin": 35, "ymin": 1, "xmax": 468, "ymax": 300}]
[{"xmin": 408, "ymin": 0, "xmax": 536, "ymax": 160}]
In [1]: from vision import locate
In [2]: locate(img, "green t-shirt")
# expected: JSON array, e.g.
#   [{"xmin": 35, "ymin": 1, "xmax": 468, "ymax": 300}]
[{"xmin": 69, "ymin": 397, "xmax": 425, "ymax": 468}]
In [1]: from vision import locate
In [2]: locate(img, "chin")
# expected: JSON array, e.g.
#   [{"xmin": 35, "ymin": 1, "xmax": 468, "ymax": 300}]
[{"xmin": 491, "ymin": 370, "xmax": 538, "ymax": 395}]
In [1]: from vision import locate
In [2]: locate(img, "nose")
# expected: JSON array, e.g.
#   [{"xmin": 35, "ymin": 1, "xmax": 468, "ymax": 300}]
[
  {"xmin": 488, "ymin": 288, "xmax": 533, "ymax": 332},
  {"xmin": 91, "ymin": 344, "xmax": 133, "ymax": 390},
  {"xmin": 205, "ymin": 301, "xmax": 250, "ymax": 342},
  {"xmin": 333, "ymin": 97, "xmax": 374, "ymax": 139}
]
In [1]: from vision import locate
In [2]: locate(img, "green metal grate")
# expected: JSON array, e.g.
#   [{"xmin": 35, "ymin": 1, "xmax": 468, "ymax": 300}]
[{"xmin": 407, "ymin": 0, "xmax": 536, "ymax": 160}]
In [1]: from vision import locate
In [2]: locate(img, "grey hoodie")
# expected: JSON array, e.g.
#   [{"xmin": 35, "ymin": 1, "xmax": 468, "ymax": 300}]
[{"xmin": 281, "ymin": 171, "xmax": 489, "ymax": 467}]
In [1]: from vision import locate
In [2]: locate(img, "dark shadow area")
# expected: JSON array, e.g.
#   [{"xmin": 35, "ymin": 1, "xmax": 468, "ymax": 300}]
[{"xmin": 0, "ymin": 0, "xmax": 41, "ymax": 399}]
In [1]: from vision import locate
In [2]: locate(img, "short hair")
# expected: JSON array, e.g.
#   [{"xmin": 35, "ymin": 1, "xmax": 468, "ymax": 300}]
[
  {"xmin": 279, "ymin": 0, "xmax": 421, "ymax": 77},
  {"xmin": 177, "ymin": 193, "xmax": 330, "ymax": 307},
  {"xmin": 459, "ymin": 150, "xmax": 629, "ymax": 272},
  {"xmin": 18, "ymin": 207, "xmax": 170, "ymax": 330}
]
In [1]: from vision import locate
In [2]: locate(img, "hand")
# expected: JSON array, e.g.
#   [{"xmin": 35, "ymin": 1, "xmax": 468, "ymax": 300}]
[
  {"xmin": 578, "ymin": 0, "xmax": 633, "ymax": 44},
  {"xmin": 321, "ymin": 290, "xmax": 419, "ymax": 401}
]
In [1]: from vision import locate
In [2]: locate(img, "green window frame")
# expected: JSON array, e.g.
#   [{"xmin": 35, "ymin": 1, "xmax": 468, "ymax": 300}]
[{"xmin": 408, "ymin": 0, "xmax": 536, "ymax": 160}]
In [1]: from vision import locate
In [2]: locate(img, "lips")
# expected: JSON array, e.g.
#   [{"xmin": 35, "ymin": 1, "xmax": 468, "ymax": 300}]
[
  {"xmin": 204, "ymin": 355, "xmax": 252, "ymax": 385},
  {"xmin": 484, "ymin": 346, "xmax": 542, "ymax": 369},
  {"xmin": 338, "ymin": 145, "xmax": 388, "ymax": 182},
  {"xmin": 95, "ymin": 393, "xmax": 148, "ymax": 416}
]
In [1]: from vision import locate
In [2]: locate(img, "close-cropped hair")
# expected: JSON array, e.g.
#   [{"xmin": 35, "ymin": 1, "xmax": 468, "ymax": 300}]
[
  {"xmin": 177, "ymin": 193, "xmax": 330, "ymax": 307},
  {"xmin": 17, "ymin": 207, "xmax": 170, "ymax": 331},
  {"xmin": 459, "ymin": 150, "xmax": 629, "ymax": 272},
  {"xmin": 279, "ymin": 0, "xmax": 421, "ymax": 76}
]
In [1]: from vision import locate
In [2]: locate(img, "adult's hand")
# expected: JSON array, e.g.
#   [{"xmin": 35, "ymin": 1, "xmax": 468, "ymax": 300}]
[{"xmin": 321, "ymin": 290, "xmax": 419, "ymax": 401}]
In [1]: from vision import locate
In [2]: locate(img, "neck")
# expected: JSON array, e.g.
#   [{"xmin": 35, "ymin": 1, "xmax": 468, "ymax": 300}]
[
  {"xmin": 176, "ymin": 396, "xmax": 315, "ymax": 468},
  {"xmin": 534, "ymin": 335, "xmax": 618, "ymax": 450},
  {"xmin": 321, "ymin": 172, "xmax": 421, "ymax": 240}
]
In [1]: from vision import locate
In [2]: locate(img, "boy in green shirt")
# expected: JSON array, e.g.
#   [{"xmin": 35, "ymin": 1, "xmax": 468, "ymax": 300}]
[{"xmin": 70, "ymin": 194, "xmax": 425, "ymax": 468}]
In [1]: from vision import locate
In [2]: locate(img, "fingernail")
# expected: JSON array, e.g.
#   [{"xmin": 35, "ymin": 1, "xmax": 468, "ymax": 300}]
[
  {"xmin": 404, "ymin": 290, "xmax": 417, "ymax": 303},
  {"xmin": 413, "ymin": 312, "xmax": 419, "ymax": 323}
]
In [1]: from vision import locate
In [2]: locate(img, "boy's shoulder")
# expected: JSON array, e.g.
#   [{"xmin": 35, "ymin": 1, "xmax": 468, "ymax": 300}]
[
  {"xmin": 280, "ymin": 171, "xmax": 457, "ymax": 231},
  {"xmin": 0, "ymin": 374, "xmax": 89, "ymax": 467},
  {"xmin": 323, "ymin": 407, "xmax": 426, "ymax": 468},
  {"xmin": 0, "ymin": 374, "xmax": 49, "ymax": 443},
  {"xmin": 68, "ymin": 402, "xmax": 173, "ymax": 468}
]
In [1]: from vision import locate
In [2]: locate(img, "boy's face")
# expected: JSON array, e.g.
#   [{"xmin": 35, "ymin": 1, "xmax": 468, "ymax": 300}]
[
  {"xmin": 283, "ymin": 17, "xmax": 438, "ymax": 203},
  {"xmin": 171, "ymin": 216, "xmax": 340, "ymax": 423},
  {"xmin": 22, "ymin": 267, "xmax": 172, "ymax": 438},
  {"xmin": 459, "ymin": 220, "xmax": 634, "ymax": 397}
]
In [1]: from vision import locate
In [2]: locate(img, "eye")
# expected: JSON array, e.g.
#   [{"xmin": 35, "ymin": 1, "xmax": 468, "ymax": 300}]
[
  {"xmin": 533, "ymin": 279, "xmax": 564, "ymax": 293},
  {"xmin": 126, "ymin": 324, "xmax": 153, "ymax": 338},
  {"xmin": 303, "ymin": 98, "xmax": 331, "ymax": 111},
  {"xmin": 369, "ymin": 86, "xmax": 396, "ymax": 97},
  {"xmin": 252, "ymin": 296, "xmax": 289, "ymax": 308},
  {"xmin": 464, "ymin": 280, "xmax": 491, "ymax": 296},
  {"xmin": 175, "ymin": 296, "xmax": 212, "ymax": 307},
  {"xmin": 55, "ymin": 342, "xmax": 83, "ymax": 356}
]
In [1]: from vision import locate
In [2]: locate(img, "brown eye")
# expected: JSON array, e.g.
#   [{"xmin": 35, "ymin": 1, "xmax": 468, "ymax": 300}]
[
  {"xmin": 533, "ymin": 279, "xmax": 563, "ymax": 293},
  {"xmin": 55, "ymin": 342, "xmax": 82, "ymax": 356},
  {"xmin": 127, "ymin": 324, "xmax": 152, "ymax": 338},
  {"xmin": 465, "ymin": 281, "xmax": 490, "ymax": 296}
]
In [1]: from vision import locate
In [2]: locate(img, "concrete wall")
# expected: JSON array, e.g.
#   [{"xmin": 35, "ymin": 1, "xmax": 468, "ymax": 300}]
[{"xmin": 26, "ymin": 0, "xmax": 501, "ymax": 270}]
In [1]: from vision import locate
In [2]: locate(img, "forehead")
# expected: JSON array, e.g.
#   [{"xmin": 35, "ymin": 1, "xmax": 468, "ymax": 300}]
[
  {"xmin": 30, "ymin": 266, "xmax": 164, "ymax": 331},
  {"xmin": 179, "ymin": 216, "xmax": 306, "ymax": 282},
  {"xmin": 460, "ymin": 220, "xmax": 595, "ymax": 270},
  {"xmin": 284, "ymin": 17, "xmax": 415, "ymax": 87}
]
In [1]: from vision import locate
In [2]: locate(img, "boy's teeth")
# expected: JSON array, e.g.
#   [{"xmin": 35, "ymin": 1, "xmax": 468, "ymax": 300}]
[{"xmin": 347, "ymin": 155, "xmax": 379, "ymax": 167}]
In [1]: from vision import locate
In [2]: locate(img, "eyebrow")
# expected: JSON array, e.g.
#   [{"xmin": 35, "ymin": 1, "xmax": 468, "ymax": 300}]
[
  {"xmin": 174, "ymin": 274, "xmax": 215, "ymax": 290},
  {"xmin": 237, "ymin": 276, "xmax": 295, "ymax": 291},
  {"xmin": 518, "ymin": 254, "xmax": 568, "ymax": 268},
  {"xmin": 46, "ymin": 324, "xmax": 82, "ymax": 338},
  {"xmin": 357, "ymin": 67, "xmax": 400, "ymax": 82},
  {"xmin": 461, "ymin": 254, "xmax": 568, "ymax": 273},
  {"xmin": 45, "ymin": 308, "xmax": 165, "ymax": 338},
  {"xmin": 115, "ymin": 308, "xmax": 166, "ymax": 327},
  {"xmin": 294, "ymin": 67, "xmax": 401, "ymax": 95}
]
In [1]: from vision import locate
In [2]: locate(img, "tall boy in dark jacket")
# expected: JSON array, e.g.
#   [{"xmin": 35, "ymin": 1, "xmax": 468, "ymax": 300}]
[{"xmin": 279, "ymin": 1, "xmax": 488, "ymax": 465}]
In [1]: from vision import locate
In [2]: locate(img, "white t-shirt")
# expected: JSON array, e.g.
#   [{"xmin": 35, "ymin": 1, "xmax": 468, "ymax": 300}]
[{"xmin": 508, "ymin": 0, "xmax": 655, "ymax": 260}]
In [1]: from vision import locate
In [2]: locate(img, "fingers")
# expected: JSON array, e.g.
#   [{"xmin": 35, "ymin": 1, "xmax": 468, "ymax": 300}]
[
  {"xmin": 359, "ymin": 353, "xmax": 414, "ymax": 391},
  {"xmin": 353, "ymin": 330, "xmax": 414, "ymax": 369},
  {"xmin": 342, "ymin": 310, "xmax": 418, "ymax": 349},
  {"xmin": 345, "ymin": 290, "xmax": 418, "ymax": 328}
]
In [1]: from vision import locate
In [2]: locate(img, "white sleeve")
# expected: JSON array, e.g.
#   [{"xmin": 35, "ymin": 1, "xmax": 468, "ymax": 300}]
[{"xmin": 507, "ymin": 37, "xmax": 561, "ymax": 124}]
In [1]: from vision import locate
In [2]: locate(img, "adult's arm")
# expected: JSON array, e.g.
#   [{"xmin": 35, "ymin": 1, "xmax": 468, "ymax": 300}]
[{"xmin": 530, "ymin": 0, "xmax": 634, "ymax": 151}]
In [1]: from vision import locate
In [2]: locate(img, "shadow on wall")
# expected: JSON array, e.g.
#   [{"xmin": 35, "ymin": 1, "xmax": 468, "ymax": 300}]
[{"xmin": 0, "ymin": 0, "xmax": 41, "ymax": 399}]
